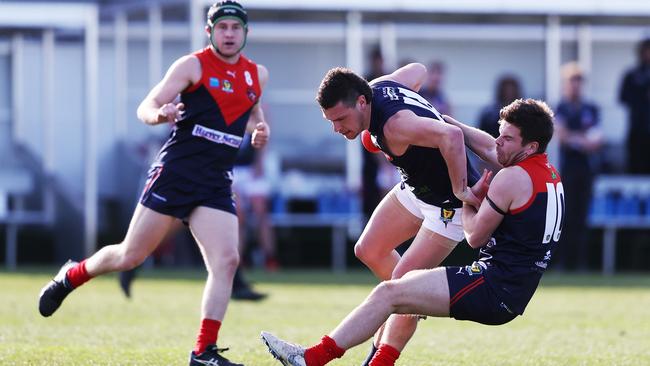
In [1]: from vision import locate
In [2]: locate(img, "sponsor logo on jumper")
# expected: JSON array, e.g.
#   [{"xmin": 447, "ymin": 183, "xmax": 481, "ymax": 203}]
[
  {"xmin": 485, "ymin": 237, "xmax": 496, "ymax": 248},
  {"xmin": 222, "ymin": 80, "xmax": 233, "ymax": 93},
  {"xmin": 247, "ymin": 87, "xmax": 257, "ymax": 102},
  {"xmin": 192, "ymin": 124, "xmax": 242, "ymax": 148},
  {"xmin": 226, "ymin": 70, "xmax": 236, "ymax": 78},
  {"xmin": 535, "ymin": 250, "xmax": 552, "ymax": 269},
  {"xmin": 209, "ymin": 77, "xmax": 220, "ymax": 88}
]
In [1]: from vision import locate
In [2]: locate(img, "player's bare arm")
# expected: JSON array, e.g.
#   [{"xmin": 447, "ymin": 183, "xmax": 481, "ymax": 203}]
[
  {"xmin": 249, "ymin": 64, "xmax": 270, "ymax": 148},
  {"xmin": 245, "ymin": 64, "xmax": 269, "ymax": 132},
  {"xmin": 443, "ymin": 115, "xmax": 501, "ymax": 168},
  {"xmin": 383, "ymin": 109, "xmax": 480, "ymax": 207},
  {"xmin": 373, "ymin": 62, "xmax": 427, "ymax": 92},
  {"xmin": 462, "ymin": 166, "xmax": 530, "ymax": 248},
  {"xmin": 136, "ymin": 55, "xmax": 201, "ymax": 125}
]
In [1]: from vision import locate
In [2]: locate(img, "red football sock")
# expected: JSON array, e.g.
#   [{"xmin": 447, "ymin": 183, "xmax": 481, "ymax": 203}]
[
  {"xmin": 304, "ymin": 335, "xmax": 345, "ymax": 366},
  {"xmin": 194, "ymin": 318, "xmax": 222, "ymax": 355},
  {"xmin": 368, "ymin": 344, "xmax": 400, "ymax": 366},
  {"xmin": 66, "ymin": 259, "xmax": 93, "ymax": 288}
]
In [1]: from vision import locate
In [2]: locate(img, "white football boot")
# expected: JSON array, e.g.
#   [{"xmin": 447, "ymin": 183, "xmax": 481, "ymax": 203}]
[{"xmin": 260, "ymin": 331, "xmax": 307, "ymax": 366}]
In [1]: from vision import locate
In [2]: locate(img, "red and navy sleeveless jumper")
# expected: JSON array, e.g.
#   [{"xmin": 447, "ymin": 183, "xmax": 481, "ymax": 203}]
[
  {"xmin": 447, "ymin": 154, "xmax": 564, "ymax": 324},
  {"xmin": 480, "ymin": 153, "xmax": 564, "ymax": 314},
  {"xmin": 140, "ymin": 48, "xmax": 261, "ymax": 218}
]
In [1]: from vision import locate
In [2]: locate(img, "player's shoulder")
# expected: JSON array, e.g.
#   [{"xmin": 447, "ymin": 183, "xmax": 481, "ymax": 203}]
[
  {"xmin": 168, "ymin": 54, "xmax": 202, "ymax": 81},
  {"xmin": 256, "ymin": 63, "xmax": 268, "ymax": 78},
  {"xmin": 491, "ymin": 165, "xmax": 531, "ymax": 197},
  {"xmin": 371, "ymin": 63, "xmax": 426, "ymax": 89},
  {"xmin": 389, "ymin": 63, "xmax": 427, "ymax": 90},
  {"xmin": 494, "ymin": 165, "xmax": 528, "ymax": 182},
  {"xmin": 175, "ymin": 53, "xmax": 201, "ymax": 67},
  {"xmin": 369, "ymin": 78, "xmax": 398, "ymax": 90}
]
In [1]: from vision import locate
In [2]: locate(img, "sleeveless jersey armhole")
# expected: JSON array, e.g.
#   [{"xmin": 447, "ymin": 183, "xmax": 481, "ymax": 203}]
[
  {"xmin": 184, "ymin": 53, "xmax": 204, "ymax": 94},
  {"xmin": 509, "ymin": 166, "xmax": 536, "ymax": 215}
]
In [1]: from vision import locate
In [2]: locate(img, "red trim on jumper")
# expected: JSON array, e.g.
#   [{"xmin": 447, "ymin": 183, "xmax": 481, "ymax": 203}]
[
  {"xmin": 509, "ymin": 199, "xmax": 533, "ymax": 215},
  {"xmin": 509, "ymin": 153, "xmax": 560, "ymax": 215},
  {"xmin": 185, "ymin": 47, "xmax": 260, "ymax": 126},
  {"xmin": 450, "ymin": 276, "xmax": 485, "ymax": 307}
]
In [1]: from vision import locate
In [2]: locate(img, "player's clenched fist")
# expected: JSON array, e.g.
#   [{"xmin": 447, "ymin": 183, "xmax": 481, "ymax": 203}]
[
  {"xmin": 251, "ymin": 121, "xmax": 270, "ymax": 148},
  {"xmin": 157, "ymin": 102, "xmax": 185, "ymax": 123}
]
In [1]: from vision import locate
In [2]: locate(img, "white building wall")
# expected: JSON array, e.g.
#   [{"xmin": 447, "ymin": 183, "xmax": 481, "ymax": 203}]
[
  {"xmin": 52, "ymin": 42, "xmax": 85, "ymax": 199},
  {"xmin": 2, "ymin": 5, "xmax": 649, "ymax": 203}
]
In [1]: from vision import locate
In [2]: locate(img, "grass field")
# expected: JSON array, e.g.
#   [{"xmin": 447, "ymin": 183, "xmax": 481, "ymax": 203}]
[{"xmin": 1, "ymin": 268, "xmax": 649, "ymax": 365}]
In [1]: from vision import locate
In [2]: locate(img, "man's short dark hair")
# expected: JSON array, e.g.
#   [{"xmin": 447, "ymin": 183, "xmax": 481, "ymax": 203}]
[
  {"xmin": 499, "ymin": 98, "xmax": 554, "ymax": 153},
  {"xmin": 316, "ymin": 67, "xmax": 373, "ymax": 109}
]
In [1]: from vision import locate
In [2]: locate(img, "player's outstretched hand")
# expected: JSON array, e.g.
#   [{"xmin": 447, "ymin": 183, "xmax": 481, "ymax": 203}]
[
  {"xmin": 157, "ymin": 102, "xmax": 184, "ymax": 123},
  {"xmin": 456, "ymin": 188, "xmax": 482, "ymax": 211},
  {"xmin": 252, "ymin": 121, "xmax": 270, "ymax": 148}
]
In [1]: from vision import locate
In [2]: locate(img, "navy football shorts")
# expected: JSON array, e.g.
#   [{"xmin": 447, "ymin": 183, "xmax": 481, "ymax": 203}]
[
  {"xmin": 139, "ymin": 165, "xmax": 237, "ymax": 220},
  {"xmin": 446, "ymin": 264, "xmax": 517, "ymax": 325}
]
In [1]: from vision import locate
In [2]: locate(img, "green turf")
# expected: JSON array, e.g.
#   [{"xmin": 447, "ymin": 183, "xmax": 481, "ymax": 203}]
[{"xmin": 1, "ymin": 268, "xmax": 649, "ymax": 365}]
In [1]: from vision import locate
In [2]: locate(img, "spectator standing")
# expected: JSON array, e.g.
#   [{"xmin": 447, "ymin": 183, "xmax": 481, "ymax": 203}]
[
  {"xmin": 555, "ymin": 62, "xmax": 603, "ymax": 271},
  {"xmin": 419, "ymin": 60, "xmax": 452, "ymax": 116},
  {"xmin": 479, "ymin": 75, "xmax": 523, "ymax": 138},
  {"xmin": 619, "ymin": 38, "xmax": 650, "ymax": 174}
]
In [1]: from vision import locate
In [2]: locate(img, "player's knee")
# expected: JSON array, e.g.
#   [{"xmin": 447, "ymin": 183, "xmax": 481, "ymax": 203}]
[
  {"xmin": 371, "ymin": 280, "xmax": 400, "ymax": 308},
  {"xmin": 354, "ymin": 241, "xmax": 376, "ymax": 264},
  {"xmin": 207, "ymin": 249, "xmax": 240, "ymax": 274},
  {"xmin": 223, "ymin": 251, "xmax": 240, "ymax": 271}
]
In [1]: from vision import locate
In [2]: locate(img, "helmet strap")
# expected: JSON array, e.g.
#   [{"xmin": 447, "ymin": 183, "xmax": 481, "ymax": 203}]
[{"xmin": 209, "ymin": 21, "xmax": 248, "ymax": 57}]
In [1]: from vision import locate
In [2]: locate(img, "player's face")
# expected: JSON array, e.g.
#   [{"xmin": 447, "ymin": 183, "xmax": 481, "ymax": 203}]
[
  {"xmin": 209, "ymin": 19, "xmax": 246, "ymax": 57},
  {"xmin": 322, "ymin": 99, "xmax": 365, "ymax": 140},
  {"xmin": 495, "ymin": 121, "xmax": 534, "ymax": 167}
]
